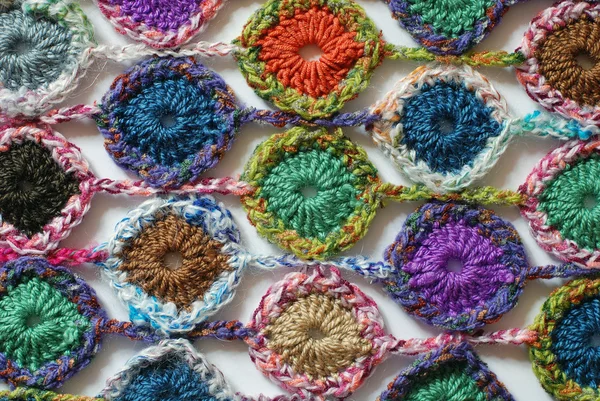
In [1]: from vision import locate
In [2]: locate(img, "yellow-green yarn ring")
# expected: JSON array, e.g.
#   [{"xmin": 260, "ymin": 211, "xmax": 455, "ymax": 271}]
[
  {"xmin": 0, "ymin": 388, "xmax": 100, "ymax": 401},
  {"xmin": 530, "ymin": 278, "xmax": 600, "ymax": 400},
  {"xmin": 233, "ymin": 0, "xmax": 385, "ymax": 120},
  {"xmin": 241, "ymin": 127, "xmax": 382, "ymax": 259}
]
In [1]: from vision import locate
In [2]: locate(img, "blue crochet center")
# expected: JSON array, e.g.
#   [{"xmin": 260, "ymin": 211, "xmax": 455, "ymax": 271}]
[
  {"xmin": 552, "ymin": 297, "xmax": 600, "ymax": 389},
  {"xmin": 112, "ymin": 356, "xmax": 229, "ymax": 401},
  {"xmin": 113, "ymin": 77, "xmax": 230, "ymax": 166},
  {"xmin": 398, "ymin": 81, "xmax": 502, "ymax": 174}
]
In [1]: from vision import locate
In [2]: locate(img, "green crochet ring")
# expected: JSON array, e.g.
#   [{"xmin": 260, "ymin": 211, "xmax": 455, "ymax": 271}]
[{"xmin": 241, "ymin": 127, "xmax": 382, "ymax": 259}]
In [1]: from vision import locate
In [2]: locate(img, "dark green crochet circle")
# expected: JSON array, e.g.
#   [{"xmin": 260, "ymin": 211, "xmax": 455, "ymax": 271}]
[
  {"xmin": 538, "ymin": 156, "xmax": 600, "ymax": 251},
  {"xmin": 402, "ymin": 363, "xmax": 487, "ymax": 401},
  {"xmin": 0, "ymin": 275, "xmax": 90, "ymax": 371},
  {"xmin": 259, "ymin": 149, "xmax": 361, "ymax": 240}
]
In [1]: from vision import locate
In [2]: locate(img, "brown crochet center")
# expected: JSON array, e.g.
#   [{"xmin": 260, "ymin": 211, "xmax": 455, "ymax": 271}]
[
  {"xmin": 537, "ymin": 17, "xmax": 600, "ymax": 107},
  {"xmin": 117, "ymin": 214, "xmax": 231, "ymax": 309}
]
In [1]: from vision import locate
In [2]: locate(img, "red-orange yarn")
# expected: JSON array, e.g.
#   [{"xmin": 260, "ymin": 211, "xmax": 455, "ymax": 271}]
[{"xmin": 257, "ymin": 6, "xmax": 364, "ymax": 98}]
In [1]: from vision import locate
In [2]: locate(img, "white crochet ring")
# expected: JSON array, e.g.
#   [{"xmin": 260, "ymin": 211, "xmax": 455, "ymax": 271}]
[
  {"xmin": 101, "ymin": 339, "xmax": 234, "ymax": 401},
  {"xmin": 99, "ymin": 195, "xmax": 250, "ymax": 336},
  {"xmin": 368, "ymin": 64, "xmax": 513, "ymax": 192}
]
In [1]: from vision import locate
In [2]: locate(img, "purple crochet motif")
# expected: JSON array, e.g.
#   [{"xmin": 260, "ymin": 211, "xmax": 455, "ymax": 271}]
[
  {"xmin": 403, "ymin": 222, "xmax": 515, "ymax": 315},
  {"xmin": 383, "ymin": 202, "xmax": 529, "ymax": 331},
  {"xmin": 385, "ymin": 0, "xmax": 520, "ymax": 55},
  {"xmin": 107, "ymin": 0, "xmax": 205, "ymax": 32}
]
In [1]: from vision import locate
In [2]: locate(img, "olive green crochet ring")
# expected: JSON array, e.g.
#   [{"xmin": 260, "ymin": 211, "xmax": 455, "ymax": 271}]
[
  {"xmin": 530, "ymin": 278, "xmax": 600, "ymax": 400},
  {"xmin": 234, "ymin": 0, "xmax": 385, "ymax": 120},
  {"xmin": 241, "ymin": 127, "xmax": 382, "ymax": 259}
]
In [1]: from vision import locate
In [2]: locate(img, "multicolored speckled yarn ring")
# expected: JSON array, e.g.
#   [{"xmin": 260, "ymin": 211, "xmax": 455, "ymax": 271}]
[
  {"xmin": 520, "ymin": 138, "xmax": 600, "ymax": 268},
  {"xmin": 0, "ymin": 257, "xmax": 106, "ymax": 389},
  {"xmin": 529, "ymin": 277, "xmax": 600, "ymax": 401},
  {"xmin": 234, "ymin": 0, "xmax": 385, "ymax": 120},
  {"xmin": 246, "ymin": 266, "xmax": 392, "ymax": 399},
  {"xmin": 0, "ymin": 0, "xmax": 95, "ymax": 116},
  {"xmin": 380, "ymin": 342, "xmax": 515, "ymax": 400},
  {"xmin": 517, "ymin": 0, "xmax": 600, "ymax": 127},
  {"xmin": 369, "ymin": 64, "xmax": 510, "ymax": 191},
  {"xmin": 241, "ymin": 127, "xmax": 381, "ymax": 260},
  {"xmin": 101, "ymin": 339, "xmax": 234, "ymax": 401},
  {"xmin": 0, "ymin": 389, "xmax": 99, "ymax": 401},
  {"xmin": 98, "ymin": 56, "xmax": 240, "ymax": 189},
  {"xmin": 0, "ymin": 125, "xmax": 95, "ymax": 254},
  {"xmin": 384, "ymin": 202, "xmax": 528, "ymax": 331},
  {"xmin": 100, "ymin": 195, "xmax": 248, "ymax": 336},
  {"xmin": 385, "ymin": 0, "xmax": 518, "ymax": 55},
  {"xmin": 96, "ymin": 0, "xmax": 225, "ymax": 48}
]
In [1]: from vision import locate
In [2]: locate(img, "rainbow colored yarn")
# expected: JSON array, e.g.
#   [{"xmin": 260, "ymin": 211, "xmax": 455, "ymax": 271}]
[
  {"xmin": 517, "ymin": 0, "xmax": 600, "ymax": 128},
  {"xmin": 234, "ymin": 0, "xmax": 386, "ymax": 120},
  {"xmin": 96, "ymin": 0, "xmax": 225, "ymax": 48}
]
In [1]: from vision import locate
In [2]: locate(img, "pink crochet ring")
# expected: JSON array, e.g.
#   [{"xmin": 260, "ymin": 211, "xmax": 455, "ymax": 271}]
[
  {"xmin": 246, "ymin": 266, "xmax": 392, "ymax": 399},
  {"xmin": 517, "ymin": 0, "xmax": 600, "ymax": 127},
  {"xmin": 95, "ymin": 0, "xmax": 226, "ymax": 48},
  {"xmin": 520, "ymin": 138, "xmax": 600, "ymax": 268}
]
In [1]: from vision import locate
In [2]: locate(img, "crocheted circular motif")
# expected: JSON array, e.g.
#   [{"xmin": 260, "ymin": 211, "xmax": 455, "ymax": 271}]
[
  {"xmin": 234, "ymin": 0, "xmax": 385, "ymax": 120},
  {"xmin": 530, "ymin": 277, "xmax": 600, "ymax": 400},
  {"xmin": 386, "ymin": 0, "xmax": 509, "ymax": 55},
  {"xmin": 241, "ymin": 127, "xmax": 381, "ymax": 259},
  {"xmin": 380, "ymin": 343, "xmax": 514, "ymax": 400},
  {"xmin": 100, "ymin": 195, "xmax": 248, "ymax": 336},
  {"xmin": 369, "ymin": 64, "xmax": 510, "ymax": 191},
  {"xmin": 517, "ymin": 1, "xmax": 600, "ymax": 127},
  {"xmin": 520, "ymin": 138, "xmax": 600, "ymax": 267},
  {"xmin": 384, "ymin": 202, "xmax": 528, "ymax": 331},
  {"xmin": 101, "ymin": 339, "xmax": 234, "ymax": 401},
  {"xmin": 98, "ymin": 56, "xmax": 239, "ymax": 189},
  {"xmin": 0, "ymin": 0, "xmax": 95, "ymax": 116},
  {"xmin": 247, "ymin": 266, "xmax": 390, "ymax": 399},
  {"xmin": 96, "ymin": 0, "xmax": 224, "ymax": 48},
  {"xmin": 0, "ymin": 257, "xmax": 106, "ymax": 389},
  {"xmin": 0, "ymin": 125, "xmax": 94, "ymax": 254}
]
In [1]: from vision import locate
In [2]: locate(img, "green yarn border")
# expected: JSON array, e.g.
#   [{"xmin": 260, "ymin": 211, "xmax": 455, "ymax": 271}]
[
  {"xmin": 241, "ymin": 127, "xmax": 381, "ymax": 259},
  {"xmin": 234, "ymin": 0, "xmax": 385, "ymax": 120},
  {"xmin": 529, "ymin": 278, "xmax": 600, "ymax": 401},
  {"xmin": 22, "ymin": 0, "xmax": 96, "ymax": 49}
]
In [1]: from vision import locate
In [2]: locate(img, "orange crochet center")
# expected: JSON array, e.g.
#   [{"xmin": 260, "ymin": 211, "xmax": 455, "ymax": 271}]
[{"xmin": 257, "ymin": 6, "xmax": 364, "ymax": 98}]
